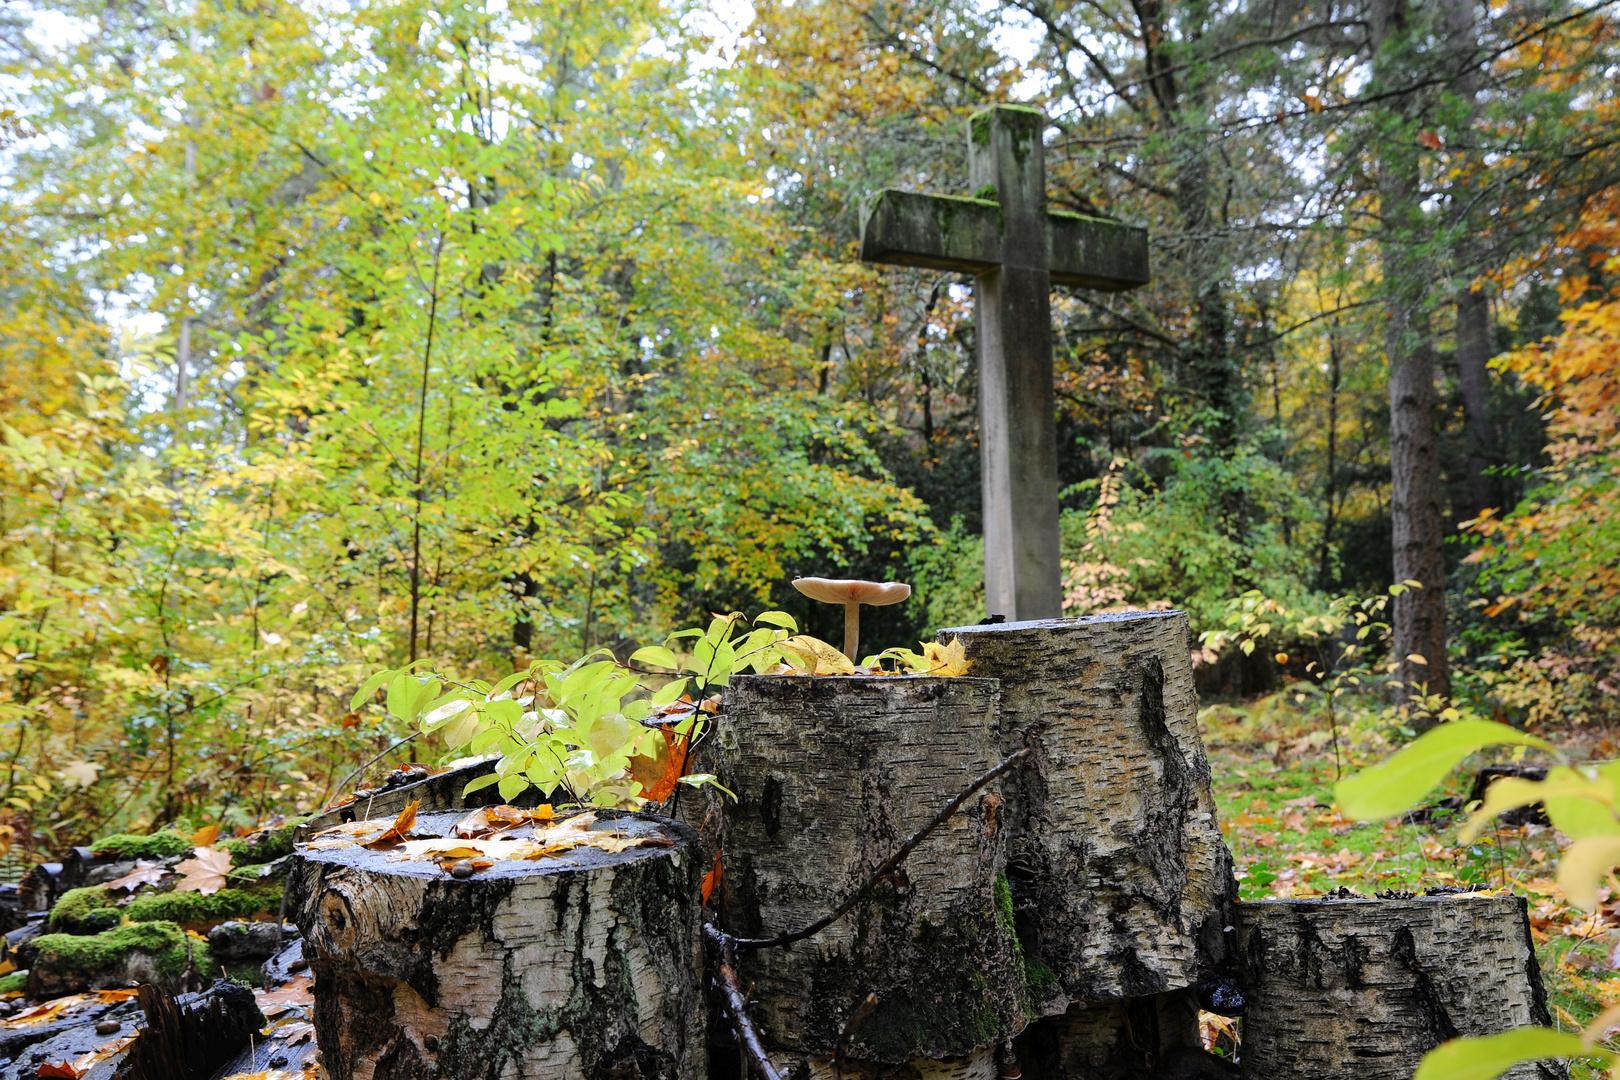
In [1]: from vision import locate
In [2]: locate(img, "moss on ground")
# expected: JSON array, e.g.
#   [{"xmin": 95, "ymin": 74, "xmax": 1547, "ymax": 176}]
[
  {"xmin": 30, "ymin": 921, "xmax": 195, "ymax": 986},
  {"xmin": 219, "ymin": 821, "xmax": 301, "ymax": 865},
  {"xmin": 90, "ymin": 831, "xmax": 193, "ymax": 859},
  {"xmin": 0, "ymin": 971, "xmax": 25, "ymax": 995},
  {"xmin": 48, "ymin": 885, "xmax": 120, "ymax": 934},
  {"xmin": 125, "ymin": 886, "xmax": 278, "ymax": 927}
]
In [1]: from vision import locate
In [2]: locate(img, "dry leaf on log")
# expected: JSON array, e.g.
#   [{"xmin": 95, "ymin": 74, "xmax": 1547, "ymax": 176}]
[
  {"xmin": 701, "ymin": 852, "xmax": 722, "ymax": 905},
  {"xmin": 190, "ymin": 824, "xmax": 221, "ymax": 847},
  {"xmin": 274, "ymin": 1021, "xmax": 315, "ymax": 1045},
  {"xmin": 451, "ymin": 804, "xmax": 553, "ymax": 839},
  {"xmin": 255, "ymin": 975, "xmax": 314, "ymax": 1017},
  {"xmin": 360, "ymin": 800, "xmax": 420, "ymax": 849},
  {"xmin": 102, "ymin": 861, "xmax": 168, "ymax": 893},
  {"xmin": 920, "ymin": 637, "xmax": 971, "ymax": 676},
  {"xmin": 174, "ymin": 847, "xmax": 233, "ymax": 895}
]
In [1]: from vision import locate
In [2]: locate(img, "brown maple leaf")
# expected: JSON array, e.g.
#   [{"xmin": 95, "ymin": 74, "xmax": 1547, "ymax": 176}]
[
  {"xmin": 173, "ymin": 847, "xmax": 233, "ymax": 895},
  {"xmin": 102, "ymin": 861, "xmax": 169, "ymax": 893},
  {"xmin": 451, "ymin": 804, "xmax": 550, "ymax": 840},
  {"xmin": 361, "ymin": 799, "xmax": 420, "ymax": 849}
]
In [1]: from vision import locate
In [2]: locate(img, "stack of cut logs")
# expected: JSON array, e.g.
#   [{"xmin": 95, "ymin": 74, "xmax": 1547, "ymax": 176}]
[{"xmin": 291, "ymin": 612, "xmax": 1562, "ymax": 1080}]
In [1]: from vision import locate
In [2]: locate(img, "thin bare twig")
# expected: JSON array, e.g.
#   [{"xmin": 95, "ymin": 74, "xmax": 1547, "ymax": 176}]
[
  {"xmin": 331, "ymin": 731, "xmax": 421, "ymax": 799},
  {"xmin": 704, "ymin": 924, "xmax": 785, "ymax": 1080},
  {"xmin": 730, "ymin": 746, "xmax": 1032, "ymax": 951}
]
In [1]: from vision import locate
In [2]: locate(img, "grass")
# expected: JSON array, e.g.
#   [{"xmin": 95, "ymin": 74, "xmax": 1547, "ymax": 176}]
[{"xmin": 1202, "ymin": 695, "xmax": 1620, "ymax": 1079}]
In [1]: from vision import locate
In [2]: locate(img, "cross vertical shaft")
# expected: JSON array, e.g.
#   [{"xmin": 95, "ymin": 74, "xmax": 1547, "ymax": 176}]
[{"xmin": 970, "ymin": 107, "xmax": 1062, "ymax": 619}]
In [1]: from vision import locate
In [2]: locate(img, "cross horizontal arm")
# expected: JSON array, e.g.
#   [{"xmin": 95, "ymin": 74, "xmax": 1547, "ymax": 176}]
[
  {"xmin": 859, "ymin": 190, "xmax": 1151, "ymax": 292},
  {"xmin": 859, "ymin": 190, "xmax": 1004, "ymax": 274}
]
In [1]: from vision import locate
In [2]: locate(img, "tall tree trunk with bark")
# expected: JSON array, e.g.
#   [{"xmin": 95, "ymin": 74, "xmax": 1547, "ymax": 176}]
[{"xmin": 1371, "ymin": 0, "xmax": 1451, "ymax": 704}]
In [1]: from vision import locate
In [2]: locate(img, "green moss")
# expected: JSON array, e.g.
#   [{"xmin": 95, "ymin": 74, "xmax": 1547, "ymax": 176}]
[
  {"xmin": 32, "ymin": 921, "xmax": 192, "ymax": 982},
  {"xmin": 90, "ymin": 831, "xmax": 193, "ymax": 858},
  {"xmin": 125, "ymin": 886, "xmax": 277, "ymax": 927},
  {"xmin": 219, "ymin": 821, "xmax": 301, "ymax": 865},
  {"xmin": 0, "ymin": 971, "xmax": 25, "ymax": 995},
  {"xmin": 48, "ymin": 886, "xmax": 120, "ymax": 934}
]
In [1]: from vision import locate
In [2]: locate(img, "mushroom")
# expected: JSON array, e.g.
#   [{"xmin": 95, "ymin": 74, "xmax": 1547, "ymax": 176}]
[{"xmin": 791, "ymin": 577, "xmax": 912, "ymax": 662}]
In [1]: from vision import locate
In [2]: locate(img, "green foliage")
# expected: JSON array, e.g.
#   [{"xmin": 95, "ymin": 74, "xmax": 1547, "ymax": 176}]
[
  {"xmin": 1413, "ymin": 1028, "xmax": 1607, "ymax": 1080},
  {"xmin": 1335, "ymin": 721, "xmax": 1557, "ymax": 821},
  {"xmin": 378, "ymin": 611, "xmax": 806, "ymax": 806}
]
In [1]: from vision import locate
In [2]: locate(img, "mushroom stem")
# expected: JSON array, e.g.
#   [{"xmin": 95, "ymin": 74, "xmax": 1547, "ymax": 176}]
[{"xmin": 844, "ymin": 602, "xmax": 861, "ymax": 662}]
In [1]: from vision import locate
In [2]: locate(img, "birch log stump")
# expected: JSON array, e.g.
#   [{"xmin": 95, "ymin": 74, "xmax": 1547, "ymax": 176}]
[
  {"xmin": 939, "ymin": 613, "xmax": 1234, "ymax": 1008},
  {"xmin": 1234, "ymin": 894, "xmax": 1565, "ymax": 1080},
  {"xmin": 288, "ymin": 810, "xmax": 705, "ymax": 1080},
  {"xmin": 1013, "ymin": 991, "xmax": 1237, "ymax": 1080},
  {"xmin": 714, "ymin": 675, "xmax": 1029, "ymax": 1069}
]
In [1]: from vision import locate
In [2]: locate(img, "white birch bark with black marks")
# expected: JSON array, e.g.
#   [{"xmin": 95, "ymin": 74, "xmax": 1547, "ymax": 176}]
[
  {"xmin": 288, "ymin": 810, "xmax": 706, "ymax": 1080},
  {"xmin": 938, "ymin": 612, "xmax": 1235, "ymax": 1007},
  {"xmin": 1234, "ymin": 895, "xmax": 1564, "ymax": 1079}
]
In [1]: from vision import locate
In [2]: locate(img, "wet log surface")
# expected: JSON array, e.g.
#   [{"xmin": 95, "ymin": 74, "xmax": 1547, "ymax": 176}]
[
  {"xmin": 714, "ymin": 675, "xmax": 1029, "ymax": 1065},
  {"xmin": 939, "ymin": 613, "xmax": 1234, "ymax": 1007},
  {"xmin": 289, "ymin": 809, "xmax": 705, "ymax": 1080},
  {"xmin": 1235, "ymin": 894, "xmax": 1565, "ymax": 1080}
]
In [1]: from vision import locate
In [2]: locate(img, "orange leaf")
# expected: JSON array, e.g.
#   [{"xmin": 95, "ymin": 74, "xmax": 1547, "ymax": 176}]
[
  {"xmin": 1418, "ymin": 130, "xmax": 1443, "ymax": 149},
  {"xmin": 451, "ymin": 804, "xmax": 551, "ymax": 839},
  {"xmin": 174, "ymin": 847, "xmax": 233, "ymax": 895},
  {"xmin": 37, "ymin": 1061, "xmax": 82, "ymax": 1078},
  {"xmin": 701, "ymin": 851, "xmax": 722, "ymax": 906},
  {"xmin": 631, "ymin": 731, "xmax": 689, "ymax": 804},
  {"xmin": 361, "ymin": 799, "xmax": 420, "ymax": 849},
  {"xmin": 190, "ymin": 824, "xmax": 220, "ymax": 847}
]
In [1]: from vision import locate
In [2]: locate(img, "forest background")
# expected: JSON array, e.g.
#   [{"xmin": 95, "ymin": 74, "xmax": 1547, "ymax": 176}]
[{"xmin": 0, "ymin": 0, "xmax": 1617, "ymax": 856}]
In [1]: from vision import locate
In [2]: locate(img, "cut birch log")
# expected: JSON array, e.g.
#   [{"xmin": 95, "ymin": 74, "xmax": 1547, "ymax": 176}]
[
  {"xmin": 1234, "ymin": 894, "xmax": 1566, "ymax": 1080},
  {"xmin": 288, "ymin": 810, "xmax": 706, "ymax": 1080},
  {"xmin": 939, "ymin": 613, "xmax": 1234, "ymax": 1006},
  {"xmin": 714, "ymin": 675, "xmax": 1029, "ymax": 1066}
]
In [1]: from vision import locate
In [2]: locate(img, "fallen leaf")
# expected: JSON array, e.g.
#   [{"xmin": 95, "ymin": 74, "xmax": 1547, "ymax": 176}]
[
  {"xmin": 275, "ymin": 1021, "xmax": 316, "ymax": 1045},
  {"xmin": 361, "ymin": 800, "xmax": 420, "ymax": 849},
  {"xmin": 7, "ymin": 994, "xmax": 106, "ymax": 1026},
  {"xmin": 781, "ymin": 635, "xmax": 854, "ymax": 675},
  {"xmin": 174, "ymin": 847, "xmax": 233, "ymax": 895},
  {"xmin": 451, "ymin": 804, "xmax": 553, "ymax": 839},
  {"xmin": 1283, "ymin": 811, "xmax": 1308, "ymax": 834},
  {"xmin": 630, "ymin": 731, "xmax": 688, "ymax": 804},
  {"xmin": 191, "ymin": 824, "xmax": 221, "ymax": 847},
  {"xmin": 256, "ymin": 974, "xmax": 314, "ymax": 1017},
  {"xmin": 37, "ymin": 1060, "xmax": 84, "ymax": 1078},
  {"xmin": 1279, "ymin": 795, "xmax": 1322, "ymax": 808},
  {"xmin": 920, "ymin": 637, "xmax": 971, "ymax": 676},
  {"xmin": 702, "ymin": 852, "xmax": 722, "ymax": 905},
  {"xmin": 103, "ymin": 861, "xmax": 169, "ymax": 893}
]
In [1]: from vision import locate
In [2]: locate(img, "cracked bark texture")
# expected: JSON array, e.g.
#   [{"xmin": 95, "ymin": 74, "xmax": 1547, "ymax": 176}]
[
  {"xmin": 288, "ymin": 811, "xmax": 705, "ymax": 1080},
  {"xmin": 714, "ymin": 675, "xmax": 1028, "ymax": 1065},
  {"xmin": 1235, "ymin": 895, "xmax": 1565, "ymax": 1079},
  {"xmin": 938, "ymin": 613, "xmax": 1234, "ymax": 1006}
]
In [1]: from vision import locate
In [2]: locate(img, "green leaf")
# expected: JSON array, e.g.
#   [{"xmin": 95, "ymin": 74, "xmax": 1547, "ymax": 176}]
[
  {"xmin": 489, "ymin": 670, "xmax": 529, "ymax": 697},
  {"xmin": 649, "ymin": 678, "xmax": 687, "ymax": 708},
  {"xmin": 1459, "ymin": 766, "xmax": 1617, "ymax": 842},
  {"xmin": 559, "ymin": 660, "xmax": 615, "ymax": 703},
  {"xmin": 350, "ymin": 668, "xmax": 395, "ymax": 711},
  {"xmin": 755, "ymin": 610, "xmax": 798, "ymax": 631},
  {"xmin": 1413, "ymin": 1028, "xmax": 1597, "ymax": 1080},
  {"xmin": 1559, "ymin": 835, "xmax": 1620, "ymax": 909},
  {"xmin": 497, "ymin": 773, "xmax": 530, "ymax": 802},
  {"xmin": 679, "ymin": 773, "xmax": 737, "ymax": 800},
  {"xmin": 462, "ymin": 773, "xmax": 501, "ymax": 797},
  {"xmin": 631, "ymin": 646, "xmax": 679, "ymax": 670},
  {"xmin": 385, "ymin": 672, "xmax": 417, "ymax": 721},
  {"xmin": 1336, "ymin": 721, "xmax": 1557, "ymax": 821}
]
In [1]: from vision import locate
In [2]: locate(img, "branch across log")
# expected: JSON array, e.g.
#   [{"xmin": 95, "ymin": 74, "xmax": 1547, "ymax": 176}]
[{"xmin": 714, "ymin": 675, "xmax": 1030, "ymax": 1065}]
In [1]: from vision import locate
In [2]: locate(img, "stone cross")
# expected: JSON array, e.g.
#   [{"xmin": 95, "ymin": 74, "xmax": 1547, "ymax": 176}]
[{"xmin": 859, "ymin": 104, "xmax": 1150, "ymax": 620}]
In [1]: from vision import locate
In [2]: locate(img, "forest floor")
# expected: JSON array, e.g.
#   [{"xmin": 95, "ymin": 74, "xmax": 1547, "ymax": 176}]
[{"xmin": 1204, "ymin": 705, "xmax": 1620, "ymax": 1075}]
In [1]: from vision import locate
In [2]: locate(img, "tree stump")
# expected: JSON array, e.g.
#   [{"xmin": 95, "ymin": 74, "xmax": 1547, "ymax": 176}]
[
  {"xmin": 939, "ymin": 613, "xmax": 1234, "ymax": 1007},
  {"xmin": 288, "ymin": 810, "xmax": 706, "ymax": 1080},
  {"xmin": 1234, "ymin": 894, "xmax": 1565, "ymax": 1079},
  {"xmin": 714, "ymin": 675, "xmax": 1029, "ymax": 1066}
]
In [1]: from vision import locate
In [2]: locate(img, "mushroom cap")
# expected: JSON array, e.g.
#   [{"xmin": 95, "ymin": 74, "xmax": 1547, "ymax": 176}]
[{"xmin": 791, "ymin": 577, "xmax": 912, "ymax": 607}]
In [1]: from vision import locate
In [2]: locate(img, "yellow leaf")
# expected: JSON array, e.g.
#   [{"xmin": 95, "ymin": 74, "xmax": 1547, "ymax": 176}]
[{"xmin": 920, "ymin": 637, "xmax": 971, "ymax": 676}]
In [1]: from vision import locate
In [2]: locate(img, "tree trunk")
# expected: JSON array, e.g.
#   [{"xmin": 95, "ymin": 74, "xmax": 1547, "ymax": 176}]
[
  {"xmin": 940, "ymin": 613, "xmax": 1234, "ymax": 1007},
  {"xmin": 1234, "ymin": 894, "xmax": 1564, "ymax": 1080},
  {"xmin": 1013, "ymin": 991, "xmax": 1236, "ymax": 1079},
  {"xmin": 714, "ymin": 675, "xmax": 1029, "ymax": 1066},
  {"xmin": 289, "ymin": 809, "xmax": 706, "ymax": 1080},
  {"xmin": 1371, "ymin": 0, "xmax": 1451, "ymax": 705},
  {"xmin": 1456, "ymin": 287, "xmax": 1499, "ymax": 517}
]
